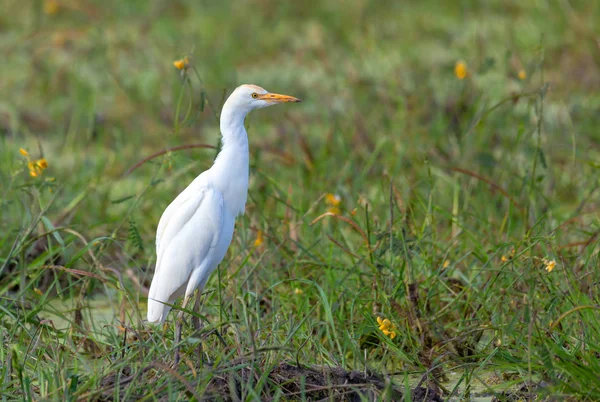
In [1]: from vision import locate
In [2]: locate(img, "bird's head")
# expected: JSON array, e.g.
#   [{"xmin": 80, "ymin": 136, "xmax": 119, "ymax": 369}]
[{"xmin": 228, "ymin": 84, "xmax": 301, "ymax": 112}]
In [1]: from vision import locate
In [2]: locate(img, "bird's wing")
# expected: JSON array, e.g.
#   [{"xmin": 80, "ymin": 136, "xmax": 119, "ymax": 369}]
[
  {"xmin": 148, "ymin": 180, "xmax": 224, "ymax": 321},
  {"xmin": 155, "ymin": 176, "xmax": 219, "ymax": 257},
  {"xmin": 155, "ymin": 180, "xmax": 195, "ymax": 257}
]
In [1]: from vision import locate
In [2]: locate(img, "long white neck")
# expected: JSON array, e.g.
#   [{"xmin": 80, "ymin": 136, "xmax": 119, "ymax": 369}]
[{"xmin": 210, "ymin": 101, "xmax": 250, "ymax": 216}]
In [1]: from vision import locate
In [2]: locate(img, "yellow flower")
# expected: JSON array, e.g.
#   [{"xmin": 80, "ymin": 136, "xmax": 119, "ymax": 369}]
[
  {"xmin": 443, "ymin": 260, "xmax": 450, "ymax": 268},
  {"xmin": 325, "ymin": 193, "xmax": 341, "ymax": 214},
  {"xmin": 19, "ymin": 148, "xmax": 29, "ymax": 157},
  {"xmin": 44, "ymin": 0, "xmax": 60, "ymax": 15},
  {"xmin": 543, "ymin": 258, "xmax": 556, "ymax": 273},
  {"xmin": 325, "ymin": 193, "xmax": 341, "ymax": 206},
  {"xmin": 382, "ymin": 329, "xmax": 396, "ymax": 339},
  {"xmin": 501, "ymin": 248, "xmax": 515, "ymax": 263},
  {"xmin": 376, "ymin": 316, "xmax": 397, "ymax": 340},
  {"xmin": 173, "ymin": 57, "xmax": 189, "ymax": 70},
  {"xmin": 518, "ymin": 69, "xmax": 526, "ymax": 80},
  {"xmin": 454, "ymin": 61, "xmax": 468, "ymax": 80},
  {"xmin": 253, "ymin": 230, "xmax": 264, "ymax": 247},
  {"xmin": 26, "ymin": 158, "xmax": 48, "ymax": 178},
  {"xmin": 37, "ymin": 158, "xmax": 48, "ymax": 169},
  {"xmin": 294, "ymin": 288, "xmax": 303, "ymax": 295}
]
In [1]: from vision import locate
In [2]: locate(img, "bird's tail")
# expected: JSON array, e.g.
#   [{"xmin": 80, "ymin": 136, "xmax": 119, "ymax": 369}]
[
  {"xmin": 147, "ymin": 269, "xmax": 187, "ymax": 324},
  {"xmin": 147, "ymin": 298, "xmax": 171, "ymax": 324}
]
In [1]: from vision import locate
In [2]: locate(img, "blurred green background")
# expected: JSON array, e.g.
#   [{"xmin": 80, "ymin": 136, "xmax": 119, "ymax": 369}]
[{"xmin": 3, "ymin": 0, "xmax": 598, "ymax": 238}]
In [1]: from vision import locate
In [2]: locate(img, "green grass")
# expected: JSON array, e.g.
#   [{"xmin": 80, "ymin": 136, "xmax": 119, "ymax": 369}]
[{"xmin": 2, "ymin": 0, "xmax": 600, "ymax": 400}]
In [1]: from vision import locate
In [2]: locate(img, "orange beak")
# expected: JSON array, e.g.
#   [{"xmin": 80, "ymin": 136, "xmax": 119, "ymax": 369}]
[{"xmin": 258, "ymin": 93, "xmax": 302, "ymax": 103}]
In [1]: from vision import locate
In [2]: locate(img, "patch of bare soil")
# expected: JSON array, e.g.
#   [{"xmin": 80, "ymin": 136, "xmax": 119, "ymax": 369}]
[{"xmin": 204, "ymin": 362, "xmax": 443, "ymax": 401}]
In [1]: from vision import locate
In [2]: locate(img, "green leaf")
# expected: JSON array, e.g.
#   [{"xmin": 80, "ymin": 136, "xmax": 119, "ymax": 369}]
[
  {"xmin": 128, "ymin": 217, "xmax": 144, "ymax": 253},
  {"xmin": 111, "ymin": 195, "xmax": 136, "ymax": 204},
  {"xmin": 41, "ymin": 216, "xmax": 65, "ymax": 247}
]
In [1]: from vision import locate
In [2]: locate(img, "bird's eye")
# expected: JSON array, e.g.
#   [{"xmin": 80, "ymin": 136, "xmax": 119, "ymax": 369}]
[{"xmin": 251, "ymin": 93, "xmax": 258, "ymax": 99}]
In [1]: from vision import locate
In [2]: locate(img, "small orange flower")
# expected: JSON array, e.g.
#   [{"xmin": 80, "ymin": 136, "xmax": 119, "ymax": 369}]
[
  {"xmin": 325, "ymin": 193, "xmax": 341, "ymax": 206},
  {"xmin": 37, "ymin": 158, "xmax": 48, "ymax": 169},
  {"xmin": 173, "ymin": 57, "xmax": 189, "ymax": 70},
  {"xmin": 518, "ymin": 69, "xmax": 526, "ymax": 80},
  {"xmin": 501, "ymin": 248, "xmax": 515, "ymax": 263},
  {"xmin": 454, "ymin": 61, "xmax": 468, "ymax": 80},
  {"xmin": 254, "ymin": 230, "xmax": 264, "ymax": 247},
  {"xmin": 543, "ymin": 258, "xmax": 556, "ymax": 273},
  {"xmin": 325, "ymin": 193, "xmax": 341, "ymax": 214},
  {"xmin": 376, "ymin": 316, "xmax": 397, "ymax": 340},
  {"xmin": 24, "ymin": 156, "xmax": 49, "ymax": 178}
]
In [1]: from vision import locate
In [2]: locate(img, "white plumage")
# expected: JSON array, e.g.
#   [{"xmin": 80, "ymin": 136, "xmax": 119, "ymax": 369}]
[{"xmin": 147, "ymin": 84, "xmax": 300, "ymax": 324}]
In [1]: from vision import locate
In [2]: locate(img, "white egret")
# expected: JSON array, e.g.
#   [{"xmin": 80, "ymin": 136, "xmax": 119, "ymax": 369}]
[{"xmin": 146, "ymin": 84, "xmax": 300, "ymax": 362}]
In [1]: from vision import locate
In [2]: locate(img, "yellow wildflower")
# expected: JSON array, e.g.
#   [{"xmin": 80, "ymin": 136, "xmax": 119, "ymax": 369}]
[
  {"xmin": 44, "ymin": 0, "xmax": 60, "ymax": 15},
  {"xmin": 325, "ymin": 193, "xmax": 341, "ymax": 206},
  {"xmin": 443, "ymin": 260, "xmax": 450, "ymax": 268},
  {"xmin": 37, "ymin": 158, "xmax": 48, "ymax": 169},
  {"xmin": 24, "ymin": 156, "xmax": 49, "ymax": 178},
  {"xmin": 325, "ymin": 193, "xmax": 341, "ymax": 214},
  {"xmin": 518, "ymin": 69, "xmax": 526, "ymax": 80},
  {"xmin": 501, "ymin": 248, "xmax": 515, "ymax": 263},
  {"xmin": 454, "ymin": 61, "xmax": 468, "ymax": 80},
  {"xmin": 294, "ymin": 288, "xmax": 303, "ymax": 295},
  {"xmin": 254, "ymin": 230, "xmax": 264, "ymax": 247},
  {"xmin": 382, "ymin": 329, "xmax": 396, "ymax": 339},
  {"xmin": 173, "ymin": 57, "xmax": 189, "ymax": 70},
  {"xmin": 376, "ymin": 316, "xmax": 397, "ymax": 340},
  {"xmin": 543, "ymin": 258, "xmax": 556, "ymax": 273}
]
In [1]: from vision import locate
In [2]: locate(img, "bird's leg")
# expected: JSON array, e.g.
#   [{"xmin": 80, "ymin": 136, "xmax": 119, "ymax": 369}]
[
  {"xmin": 191, "ymin": 292, "xmax": 204, "ymax": 364},
  {"xmin": 174, "ymin": 295, "xmax": 190, "ymax": 365},
  {"xmin": 191, "ymin": 291, "xmax": 203, "ymax": 334}
]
